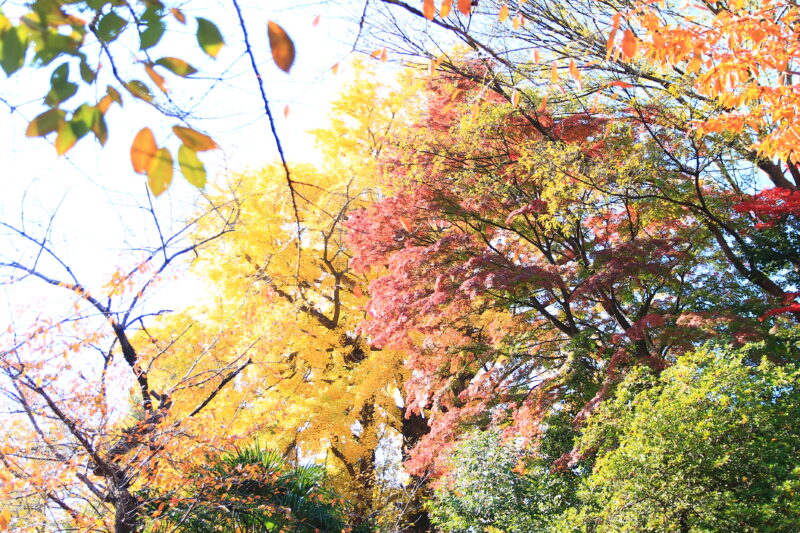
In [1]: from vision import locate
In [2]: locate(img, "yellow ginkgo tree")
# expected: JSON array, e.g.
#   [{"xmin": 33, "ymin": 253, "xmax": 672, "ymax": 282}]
[{"xmin": 135, "ymin": 62, "xmax": 429, "ymax": 526}]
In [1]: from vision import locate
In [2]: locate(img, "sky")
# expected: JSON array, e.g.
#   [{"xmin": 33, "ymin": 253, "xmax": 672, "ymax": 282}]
[{"xmin": 0, "ymin": 0, "xmax": 378, "ymax": 324}]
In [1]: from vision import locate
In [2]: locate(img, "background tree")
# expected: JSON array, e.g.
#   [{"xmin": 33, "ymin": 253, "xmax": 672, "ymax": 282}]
[
  {"xmin": 359, "ymin": 0, "xmax": 800, "ymax": 315},
  {"xmin": 427, "ymin": 430, "xmax": 578, "ymax": 533},
  {"xmin": 144, "ymin": 442, "xmax": 367, "ymax": 533},
  {"xmin": 0, "ymin": 196, "xmax": 249, "ymax": 532},
  {"xmin": 565, "ymin": 344, "xmax": 800, "ymax": 532}
]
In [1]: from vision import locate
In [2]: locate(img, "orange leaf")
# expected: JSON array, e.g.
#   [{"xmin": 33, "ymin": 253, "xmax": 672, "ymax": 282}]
[
  {"xmin": 131, "ymin": 128, "xmax": 157, "ymax": 174},
  {"xmin": 331, "ymin": 62, "xmax": 339, "ymax": 74},
  {"xmin": 312, "ymin": 14, "xmax": 321, "ymax": 27},
  {"xmin": 283, "ymin": 105, "xmax": 290, "ymax": 118},
  {"xmin": 499, "ymin": 4, "xmax": 509, "ymax": 22},
  {"xmin": 609, "ymin": 80, "xmax": 634, "ymax": 88},
  {"xmin": 423, "ymin": 0, "xmax": 435, "ymax": 20},
  {"xmin": 538, "ymin": 94, "xmax": 548, "ymax": 112},
  {"xmin": 145, "ymin": 63, "xmax": 167, "ymax": 94},
  {"xmin": 550, "ymin": 62, "xmax": 559, "ymax": 83},
  {"xmin": 511, "ymin": 88, "xmax": 519, "ymax": 107},
  {"xmin": 531, "ymin": 48, "xmax": 540, "ymax": 64},
  {"xmin": 267, "ymin": 21, "xmax": 295, "ymax": 73},
  {"xmin": 621, "ymin": 29, "xmax": 637, "ymax": 59},
  {"xmin": 458, "ymin": 0, "xmax": 471, "ymax": 15},
  {"xmin": 512, "ymin": 13, "xmax": 524, "ymax": 29},
  {"xmin": 440, "ymin": 0, "xmax": 452, "ymax": 17},
  {"xmin": 569, "ymin": 58, "xmax": 582, "ymax": 86},
  {"xmin": 172, "ymin": 126, "xmax": 218, "ymax": 152},
  {"xmin": 606, "ymin": 28, "xmax": 617, "ymax": 53},
  {"xmin": 170, "ymin": 8, "xmax": 186, "ymax": 24}
]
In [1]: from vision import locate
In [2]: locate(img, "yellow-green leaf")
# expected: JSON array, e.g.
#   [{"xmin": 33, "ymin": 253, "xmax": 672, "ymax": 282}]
[
  {"xmin": 172, "ymin": 125, "xmax": 217, "ymax": 152},
  {"xmin": 147, "ymin": 147, "xmax": 173, "ymax": 196},
  {"xmin": 26, "ymin": 108, "xmax": 65, "ymax": 137},
  {"xmin": 178, "ymin": 144, "xmax": 206, "ymax": 188},
  {"xmin": 55, "ymin": 122, "xmax": 77, "ymax": 155},
  {"xmin": 124, "ymin": 80, "xmax": 153, "ymax": 102},
  {"xmin": 196, "ymin": 17, "xmax": 223, "ymax": 58},
  {"xmin": 154, "ymin": 57, "xmax": 197, "ymax": 77},
  {"xmin": 131, "ymin": 127, "xmax": 157, "ymax": 174},
  {"xmin": 267, "ymin": 21, "xmax": 295, "ymax": 73}
]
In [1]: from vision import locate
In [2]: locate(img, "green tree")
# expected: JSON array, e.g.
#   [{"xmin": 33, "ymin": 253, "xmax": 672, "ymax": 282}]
[
  {"xmin": 428, "ymin": 429, "xmax": 579, "ymax": 533},
  {"xmin": 566, "ymin": 344, "xmax": 800, "ymax": 532},
  {"xmin": 145, "ymin": 443, "xmax": 370, "ymax": 533}
]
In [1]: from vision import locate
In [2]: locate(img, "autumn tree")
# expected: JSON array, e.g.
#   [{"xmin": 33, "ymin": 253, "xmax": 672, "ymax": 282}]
[
  {"xmin": 345, "ymin": 63, "xmax": 781, "ymax": 474},
  {"xmin": 131, "ymin": 62, "xmax": 436, "ymax": 530},
  {"xmin": 0, "ymin": 196, "xmax": 255, "ymax": 531},
  {"xmin": 357, "ymin": 0, "xmax": 800, "ymax": 319}
]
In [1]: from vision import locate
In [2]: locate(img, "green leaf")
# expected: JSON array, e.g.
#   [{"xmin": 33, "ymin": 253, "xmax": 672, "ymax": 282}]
[
  {"xmin": 70, "ymin": 104, "xmax": 100, "ymax": 140},
  {"xmin": 124, "ymin": 79, "xmax": 153, "ymax": 102},
  {"xmin": 55, "ymin": 121, "xmax": 77, "ymax": 155},
  {"xmin": 154, "ymin": 57, "xmax": 197, "ymax": 77},
  {"xmin": 86, "ymin": 0, "xmax": 110, "ymax": 10},
  {"xmin": 26, "ymin": 108, "xmax": 65, "ymax": 137},
  {"xmin": 147, "ymin": 147, "xmax": 173, "ymax": 196},
  {"xmin": 97, "ymin": 11, "xmax": 126, "ymax": 43},
  {"xmin": 45, "ymin": 63, "xmax": 78, "ymax": 106},
  {"xmin": 139, "ymin": 5, "xmax": 165, "ymax": 50},
  {"xmin": 32, "ymin": 33, "xmax": 76, "ymax": 65},
  {"xmin": 1, "ymin": 26, "xmax": 25, "ymax": 76},
  {"xmin": 79, "ymin": 56, "xmax": 96, "ymax": 83},
  {"xmin": 178, "ymin": 144, "xmax": 206, "ymax": 188},
  {"xmin": 196, "ymin": 17, "xmax": 223, "ymax": 58}
]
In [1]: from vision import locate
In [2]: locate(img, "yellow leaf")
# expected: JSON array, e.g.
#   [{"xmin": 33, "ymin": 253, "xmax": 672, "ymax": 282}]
[
  {"xmin": 512, "ymin": 13, "xmax": 524, "ymax": 29},
  {"xmin": 172, "ymin": 126, "xmax": 218, "ymax": 152},
  {"xmin": 423, "ymin": 0, "xmax": 435, "ymax": 20},
  {"xmin": 0, "ymin": 509, "xmax": 10, "ymax": 530},
  {"xmin": 131, "ymin": 128, "xmax": 157, "ymax": 174},
  {"xmin": 440, "ymin": 0, "xmax": 452, "ymax": 17},
  {"xmin": 268, "ymin": 21, "xmax": 295, "ymax": 73},
  {"xmin": 147, "ymin": 148, "xmax": 173, "ymax": 196},
  {"xmin": 499, "ymin": 4, "xmax": 509, "ymax": 22},
  {"xmin": 550, "ymin": 62, "xmax": 559, "ymax": 83}
]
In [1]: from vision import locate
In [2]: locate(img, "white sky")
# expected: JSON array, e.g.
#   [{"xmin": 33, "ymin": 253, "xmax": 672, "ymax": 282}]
[{"xmin": 0, "ymin": 0, "xmax": 377, "ymax": 321}]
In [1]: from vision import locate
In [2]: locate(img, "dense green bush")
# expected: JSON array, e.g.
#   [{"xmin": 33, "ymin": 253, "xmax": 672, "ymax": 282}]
[{"xmin": 430, "ymin": 345, "xmax": 800, "ymax": 533}]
